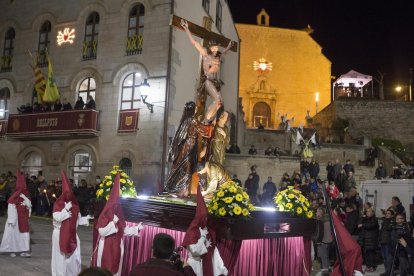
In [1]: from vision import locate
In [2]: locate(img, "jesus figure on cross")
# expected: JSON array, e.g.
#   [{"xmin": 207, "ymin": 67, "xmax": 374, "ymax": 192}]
[{"xmin": 181, "ymin": 19, "xmax": 234, "ymax": 123}]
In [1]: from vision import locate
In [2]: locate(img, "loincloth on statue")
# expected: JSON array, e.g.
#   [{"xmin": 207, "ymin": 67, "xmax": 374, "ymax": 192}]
[{"xmin": 196, "ymin": 75, "xmax": 222, "ymax": 102}]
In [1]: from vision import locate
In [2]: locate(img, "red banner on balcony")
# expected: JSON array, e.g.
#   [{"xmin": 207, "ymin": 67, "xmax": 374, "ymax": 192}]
[
  {"xmin": 118, "ymin": 109, "xmax": 139, "ymax": 133},
  {"xmin": 0, "ymin": 120, "xmax": 7, "ymax": 137},
  {"xmin": 7, "ymin": 109, "xmax": 99, "ymax": 138}
]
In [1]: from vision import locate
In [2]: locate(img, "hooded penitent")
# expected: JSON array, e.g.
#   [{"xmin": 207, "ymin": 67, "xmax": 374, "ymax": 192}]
[
  {"xmin": 7, "ymin": 171, "xmax": 30, "ymax": 233},
  {"xmin": 182, "ymin": 186, "xmax": 216, "ymax": 276},
  {"xmin": 53, "ymin": 170, "xmax": 80, "ymax": 254},
  {"xmin": 93, "ymin": 173, "xmax": 125, "ymax": 273}
]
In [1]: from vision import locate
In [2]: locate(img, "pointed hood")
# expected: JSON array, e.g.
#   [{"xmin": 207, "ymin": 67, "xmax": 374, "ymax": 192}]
[
  {"xmin": 94, "ymin": 173, "xmax": 125, "ymax": 274},
  {"xmin": 53, "ymin": 170, "xmax": 80, "ymax": 254},
  {"xmin": 7, "ymin": 171, "xmax": 30, "ymax": 233}
]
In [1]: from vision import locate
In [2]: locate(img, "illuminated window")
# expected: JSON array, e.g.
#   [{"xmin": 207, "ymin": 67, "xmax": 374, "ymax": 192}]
[
  {"xmin": 38, "ymin": 21, "xmax": 51, "ymax": 67},
  {"xmin": 126, "ymin": 3, "xmax": 145, "ymax": 55},
  {"xmin": 215, "ymin": 0, "xmax": 222, "ymax": 32},
  {"xmin": 1, "ymin": 28, "xmax": 15, "ymax": 72},
  {"xmin": 21, "ymin": 152, "xmax": 43, "ymax": 177},
  {"xmin": 69, "ymin": 150, "xmax": 93, "ymax": 186},
  {"xmin": 121, "ymin": 72, "xmax": 142, "ymax": 110},
  {"xmin": 202, "ymin": 0, "xmax": 210, "ymax": 13},
  {"xmin": 78, "ymin": 77, "xmax": 96, "ymax": 104},
  {"xmin": 83, "ymin": 12, "xmax": 99, "ymax": 60},
  {"xmin": 253, "ymin": 102, "xmax": 271, "ymax": 128},
  {"xmin": 0, "ymin": 88, "xmax": 10, "ymax": 119},
  {"xmin": 119, "ymin": 157, "xmax": 132, "ymax": 176}
]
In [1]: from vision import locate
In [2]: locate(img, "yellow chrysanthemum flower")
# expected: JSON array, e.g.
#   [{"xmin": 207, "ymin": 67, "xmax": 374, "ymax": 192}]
[
  {"xmin": 229, "ymin": 186, "xmax": 237, "ymax": 193},
  {"xmin": 235, "ymin": 194, "xmax": 243, "ymax": 202},
  {"xmin": 243, "ymin": 192, "xmax": 249, "ymax": 199},
  {"xmin": 217, "ymin": 191, "xmax": 225, "ymax": 198},
  {"xmin": 233, "ymin": 205, "xmax": 242, "ymax": 215},
  {"xmin": 286, "ymin": 203, "xmax": 293, "ymax": 209},
  {"xmin": 276, "ymin": 195, "xmax": 283, "ymax": 202},
  {"xmin": 297, "ymin": 207, "xmax": 303, "ymax": 214},
  {"xmin": 248, "ymin": 204, "xmax": 254, "ymax": 211},
  {"xmin": 120, "ymin": 179, "xmax": 126, "ymax": 184},
  {"xmin": 293, "ymin": 189, "xmax": 300, "ymax": 194},
  {"xmin": 306, "ymin": 201, "xmax": 310, "ymax": 207},
  {"xmin": 219, "ymin": 207, "xmax": 226, "ymax": 216},
  {"xmin": 307, "ymin": 211, "xmax": 313, "ymax": 218},
  {"xmin": 303, "ymin": 206, "xmax": 308, "ymax": 212},
  {"xmin": 242, "ymin": 208, "xmax": 249, "ymax": 216},
  {"xmin": 288, "ymin": 194, "xmax": 295, "ymax": 199},
  {"xmin": 99, "ymin": 184, "xmax": 103, "ymax": 188},
  {"xmin": 105, "ymin": 175, "xmax": 111, "ymax": 180},
  {"xmin": 110, "ymin": 170, "xmax": 117, "ymax": 174},
  {"xmin": 212, "ymin": 202, "xmax": 218, "ymax": 210},
  {"xmin": 96, "ymin": 189, "xmax": 103, "ymax": 196},
  {"xmin": 106, "ymin": 181, "xmax": 112, "ymax": 186},
  {"xmin": 223, "ymin": 197, "xmax": 233, "ymax": 204}
]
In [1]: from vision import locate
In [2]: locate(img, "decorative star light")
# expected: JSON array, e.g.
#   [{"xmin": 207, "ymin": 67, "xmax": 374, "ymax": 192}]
[
  {"xmin": 253, "ymin": 58, "xmax": 272, "ymax": 74},
  {"xmin": 57, "ymin": 28, "xmax": 75, "ymax": 45}
]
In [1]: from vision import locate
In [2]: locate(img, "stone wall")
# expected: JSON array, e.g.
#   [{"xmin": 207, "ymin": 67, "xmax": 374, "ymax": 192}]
[{"xmin": 313, "ymin": 99, "xmax": 414, "ymax": 145}]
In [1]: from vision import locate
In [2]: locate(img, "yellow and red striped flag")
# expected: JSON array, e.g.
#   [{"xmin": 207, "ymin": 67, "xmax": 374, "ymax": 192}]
[{"xmin": 33, "ymin": 64, "xmax": 46, "ymax": 103}]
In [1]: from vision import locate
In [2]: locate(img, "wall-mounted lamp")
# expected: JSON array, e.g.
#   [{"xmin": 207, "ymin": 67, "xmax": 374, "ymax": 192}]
[{"xmin": 140, "ymin": 79, "xmax": 153, "ymax": 113}]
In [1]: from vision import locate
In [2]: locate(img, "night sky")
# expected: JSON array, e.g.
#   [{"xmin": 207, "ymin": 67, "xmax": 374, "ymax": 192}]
[{"xmin": 228, "ymin": 0, "xmax": 414, "ymax": 94}]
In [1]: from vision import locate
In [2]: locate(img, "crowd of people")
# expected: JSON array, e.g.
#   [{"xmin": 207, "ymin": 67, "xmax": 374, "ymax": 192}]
[
  {"xmin": 16, "ymin": 95, "xmax": 96, "ymax": 114},
  {"xmin": 0, "ymin": 171, "xmax": 99, "ymax": 218}
]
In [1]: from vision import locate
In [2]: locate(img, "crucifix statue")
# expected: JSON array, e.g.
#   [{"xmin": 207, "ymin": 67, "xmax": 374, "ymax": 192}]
[
  {"xmin": 171, "ymin": 15, "xmax": 238, "ymax": 122},
  {"xmin": 167, "ymin": 15, "xmax": 238, "ymax": 197}
]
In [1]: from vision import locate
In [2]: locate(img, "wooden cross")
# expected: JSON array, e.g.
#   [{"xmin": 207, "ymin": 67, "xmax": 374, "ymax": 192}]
[{"xmin": 171, "ymin": 15, "xmax": 238, "ymax": 52}]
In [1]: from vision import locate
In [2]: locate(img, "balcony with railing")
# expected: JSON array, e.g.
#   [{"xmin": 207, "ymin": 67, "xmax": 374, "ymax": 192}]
[
  {"xmin": 82, "ymin": 40, "xmax": 98, "ymax": 60},
  {"xmin": 1, "ymin": 55, "xmax": 12, "ymax": 72},
  {"xmin": 7, "ymin": 109, "xmax": 100, "ymax": 139},
  {"xmin": 126, "ymin": 34, "xmax": 143, "ymax": 56}
]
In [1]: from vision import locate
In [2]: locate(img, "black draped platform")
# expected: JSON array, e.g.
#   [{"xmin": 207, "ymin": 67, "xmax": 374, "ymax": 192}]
[{"xmin": 121, "ymin": 196, "xmax": 318, "ymax": 239}]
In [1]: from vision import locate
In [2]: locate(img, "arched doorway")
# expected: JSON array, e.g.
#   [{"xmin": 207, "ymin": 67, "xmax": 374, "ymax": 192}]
[{"xmin": 252, "ymin": 102, "xmax": 271, "ymax": 128}]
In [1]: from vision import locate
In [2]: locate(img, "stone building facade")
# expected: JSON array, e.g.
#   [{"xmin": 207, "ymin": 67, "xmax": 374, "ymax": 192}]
[
  {"xmin": 236, "ymin": 9, "xmax": 331, "ymax": 129},
  {"xmin": 0, "ymin": 0, "xmax": 239, "ymax": 193}
]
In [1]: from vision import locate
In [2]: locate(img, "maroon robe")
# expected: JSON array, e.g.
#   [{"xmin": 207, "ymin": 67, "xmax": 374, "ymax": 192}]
[{"xmin": 7, "ymin": 171, "xmax": 30, "ymax": 233}]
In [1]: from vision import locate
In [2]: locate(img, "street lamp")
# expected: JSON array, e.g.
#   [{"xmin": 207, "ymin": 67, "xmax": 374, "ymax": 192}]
[
  {"xmin": 395, "ymin": 85, "xmax": 411, "ymax": 101},
  {"xmin": 315, "ymin": 92, "xmax": 319, "ymax": 114},
  {"xmin": 140, "ymin": 79, "xmax": 153, "ymax": 113}
]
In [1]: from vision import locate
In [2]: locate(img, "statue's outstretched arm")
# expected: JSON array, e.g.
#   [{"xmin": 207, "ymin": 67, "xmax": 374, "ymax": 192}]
[{"xmin": 181, "ymin": 19, "xmax": 207, "ymax": 56}]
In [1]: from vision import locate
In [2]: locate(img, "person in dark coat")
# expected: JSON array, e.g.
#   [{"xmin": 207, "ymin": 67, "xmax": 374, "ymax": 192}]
[
  {"xmin": 85, "ymin": 95, "xmax": 96, "ymax": 109},
  {"xmin": 74, "ymin": 96, "xmax": 85, "ymax": 109},
  {"xmin": 386, "ymin": 213, "xmax": 411, "ymax": 276},
  {"xmin": 392, "ymin": 196, "xmax": 406, "ymax": 216},
  {"xmin": 245, "ymin": 174, "xmax": 259, "ymax": 205},
  {"xmin": 300, "ymin": 159, "xmax": 309, "ymax": 179},
  {"xmin": 335, "ymin": 169, "xmax": 347, "ymax": 193},
  {"xmin": 129, "ymin": 233, "xmax": 196, "ymax": 276},
  {"xmin": 357, "ymin": 207, "xmax": 379, "ymax": 272},
  {"xmin": 308, "ymin": 159, "xmax": 320, "ymax": 179},
  {"xmin": 343, "ymin": 159, "xmax": 355, "ymax": 175},
  {"xmin": 379, "ymin": 208, "xmax": 394, "ymax": 274},
  {"xmin": 375, "ymin": 162, "xmax": 387, "ymax": 179},
  {"xmin": 344, "ymin": 204, "xmax": 360, "ymax": 238},
  {"xmin": 326, "ymin": 161, "xmax": 335, "ymax": 182},
  {"xmin": 261, "ymin": 176, "xmax": 277, "ymax": 206}
]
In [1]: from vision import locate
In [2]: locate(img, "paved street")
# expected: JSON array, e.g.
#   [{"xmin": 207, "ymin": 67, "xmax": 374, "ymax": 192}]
[{"xmin": 0, "ymin": 216, "xmax": 93, "ymax": 276}]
